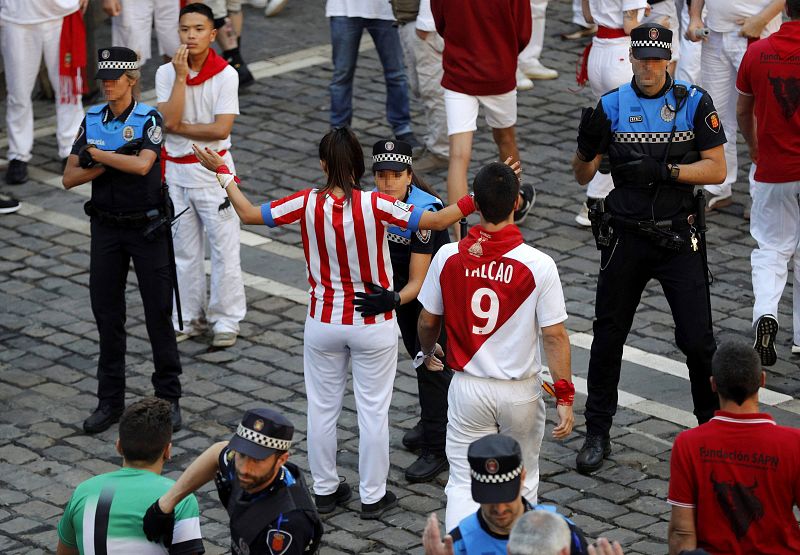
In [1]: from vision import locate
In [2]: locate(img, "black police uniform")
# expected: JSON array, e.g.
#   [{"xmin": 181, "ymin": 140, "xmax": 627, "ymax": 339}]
[
  {"xmin": 216, "ymin": 447, "xmax": 323, "ymax": 555},
  {"xmin": 581, "ymin": 27, "xmax": 725, "ymax": 450},
  {"xmin": 389, "ymin": 188, "xmax": 452, "ymax": 457},
  {"xmin": 74, "ymin": 97, "xmax": 182, "ymax": 415}
]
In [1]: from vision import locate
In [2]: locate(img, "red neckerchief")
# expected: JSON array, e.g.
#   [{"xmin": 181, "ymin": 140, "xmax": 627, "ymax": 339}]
[
  {"xmin": 458, "ymin": 224, "xmax": 524, "ymax": 270},
  {"xmin": 59, "ymin": 11, "xmax": 87, "ymax": 104},
  {"xmin": 186, "ymin": 49, "xmax": 229, "ymax": 86}
]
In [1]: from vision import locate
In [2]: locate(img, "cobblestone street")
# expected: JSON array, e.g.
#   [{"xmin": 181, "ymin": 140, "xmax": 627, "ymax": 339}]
[{"xmin": 1, "ymin": 1, "xmax": 799, "ymax": 554}]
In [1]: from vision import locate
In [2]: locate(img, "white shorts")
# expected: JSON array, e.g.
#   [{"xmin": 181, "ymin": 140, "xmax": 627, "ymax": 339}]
[{"xmin": 444, "ymin": 88, "xmax": 517, "ymax": 135}]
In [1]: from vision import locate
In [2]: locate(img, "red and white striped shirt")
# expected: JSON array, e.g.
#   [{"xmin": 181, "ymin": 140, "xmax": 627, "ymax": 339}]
[{"xmin": 261, "ymin": 188, "xmax": 424, "ymax": 325}]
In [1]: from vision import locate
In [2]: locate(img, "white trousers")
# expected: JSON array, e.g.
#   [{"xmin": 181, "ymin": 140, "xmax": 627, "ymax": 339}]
[
  {"xmin": 518, "ymin": 0, "xmax": 548, "ymax": 67},
  {"xmin": 750, "ymin": 172, "xmax": 800, "ymax": 345},
  {"xmin": 444, "ymin": 372, "xmax": 546, "ymax": 532},
  {"xmin": 111, "ymin": 0, "xmax": 181, "ymax": 63},
  {"xmin": 700, "ymin": 31, "xmax": 748, "ymax": 198},
  {"xmin": 303, "ymin": 317, "xmax": 398, "ymax": 504},
  {"xmin": 398, "ymin": 23, "xmax": 449, "ymax": 157},
  {"xmin": 1, "ymin": 18, "xmax": 84, "ymax": 161},
  {"xmin": 169, "ymin": 183, "xmax": 246, "ymax": 334},
  {"xmin": 674, "ymin": 0, "xmax": 701, "ymax": 83},
  {"xmin": 586, "ymin": 38, "xmax": 632, "ymax": 200}
]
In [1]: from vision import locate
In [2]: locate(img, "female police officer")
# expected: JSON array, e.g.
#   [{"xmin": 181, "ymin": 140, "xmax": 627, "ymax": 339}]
[
  {"xmin": 354, "ymin": 139, "xmax": 452, "ymax": 484},
  {"xmin": 63, "ymin": 47, "xmax": 182, "ymax": 434}
]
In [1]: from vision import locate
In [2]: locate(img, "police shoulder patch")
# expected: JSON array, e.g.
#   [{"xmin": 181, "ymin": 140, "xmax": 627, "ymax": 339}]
[
  {"xmin": 393, "ymin": 199, "xmax": 411, "ymax": 212},
  {"xmin": 267, "ymin": 529, "xmax": 293, "ymax": 555},
  {"xmin": 147, "ymin": 124, "xmax": 163, "ymax": 144},
  {"xmin": 416, "ymin": 229, "xmax": 431, "ymax": 244},
  {"xmin": 705, "ymin": 111, "xmax": 721, "ymax": 133}
]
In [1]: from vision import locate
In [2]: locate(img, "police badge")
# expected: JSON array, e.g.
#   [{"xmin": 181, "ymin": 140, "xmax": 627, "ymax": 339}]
[
  {"xmin": 660, "ymin": 104, "xmax": 676, "ymax": 123},
  {"xmin": 267, "ymin": 529, "xmax": 293, "ymax": 555},
  {"xmin": 122, "ymin": 126, "xmax": 135, "ymax": 141}
]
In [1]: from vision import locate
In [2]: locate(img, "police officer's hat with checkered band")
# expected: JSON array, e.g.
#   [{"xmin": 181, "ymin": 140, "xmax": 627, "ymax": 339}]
[
  {"xmin": 469, "ymin": 434, "xmax": 524, "ymax": 504},
  {"xmin": 372, "ymin": 139, "xmax": 413, "ymax": 172},
  {"xmin": 229, "ymin": 408, "xmax": 294, "ymax": 460},
  {"xmin": 95, "ymin": 47, "xmax": 139, "ymax": 80},
  {"xmin": 630, "ymin": 23, "xmax": 672, "ymax": 61}
]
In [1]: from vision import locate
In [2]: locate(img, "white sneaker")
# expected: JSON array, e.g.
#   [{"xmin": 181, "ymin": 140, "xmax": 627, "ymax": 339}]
[
  {"xmin": 212, "ymin": 332, "xmax": 238, "ymax": 348},
  {"xmin": 516, "ymin": 69, "xmax": 534, "ymax": 91},
  {"xmin": 792, "ymin": 344, "xmax": 800, "ymax": 354},
  {"xmin": 264, "ymin": 0, "xmax": 289, "ymax": 16},
  {"xmin": 575, "ymin": 202, "xmax": 591, "ymax": 227},
  {"xmin": 520, "ymin": 60, "xmax": 559, "ymax": 80}
]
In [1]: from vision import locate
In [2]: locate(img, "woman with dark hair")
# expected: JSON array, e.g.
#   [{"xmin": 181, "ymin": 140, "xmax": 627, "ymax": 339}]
[
  {"xmin": 191, "ymin": 127, "xmax": 476, "ymax": 521},
  {"xmin": 354, "ymin": 139, "xmax": 452, "ymax": 485}
]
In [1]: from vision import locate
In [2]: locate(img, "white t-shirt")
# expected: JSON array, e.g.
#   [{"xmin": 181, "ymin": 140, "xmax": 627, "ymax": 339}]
[
  {"xmin": 704, "ymin": 0, "xmax": 781, "ymax": 35},
  {"xmin": 418, "ymin": 241, "xmax": 567, "ymax": 381},
  {"xmin": 155, "ymin": 62, "xmax": 239, "ymax": 188},
  {"xmin": 0, "ymin": 0, "xmax": 78, "ymax": 24},
  {"xmin": 588, "ymin": 0, "xmax": 647, "ymax": 31},
  {"xmin": 325, "ymin": 0, "xmax": 394, "ymax": 20},
  {"xmin": 416, "ymin": 0, "xmax": 435, "ymax": 32}
]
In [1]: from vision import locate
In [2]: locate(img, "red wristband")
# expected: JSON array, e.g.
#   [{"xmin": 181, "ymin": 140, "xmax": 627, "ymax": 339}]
[
  {"xmin": 457, "ymin": 194, "xmax": 475, "ymax": 216},
  {"xmin": 553, "ymin": 379, "xmax": 575, "ymax": 407},
  {"xmin": 216, "ymin": 164, "xmax": 241, "ymax": 187}
]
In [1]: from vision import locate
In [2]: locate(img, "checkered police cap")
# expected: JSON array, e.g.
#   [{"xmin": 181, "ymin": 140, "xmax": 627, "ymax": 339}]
[
  {"xmin": 468, "ymin": 434, "xmax": 524, "ymax": 504},
  {"xmin": 236, "ymin": 423, "xmax": 292, "ymax": 451},
  {"xmin": 373, "ymin": 152, "xmax": 412, "ymax": 166},
  {"xmin": 228, "ymin": 408, "xmax": 295, "ymax": 460},
  {"xmin": 97, "ymin": 60, "xmax": 139, "ymax": 71},
  {"xmin": 372, "ymin": 139, "xmax": 413, "ymax": 171},
  {"xmin": 630, "ymin": 40, "xmax": 672, "ymax": 50},
  {"xmin": 470, "ymin": 462, "xmax": 523, "ymax": 484}
]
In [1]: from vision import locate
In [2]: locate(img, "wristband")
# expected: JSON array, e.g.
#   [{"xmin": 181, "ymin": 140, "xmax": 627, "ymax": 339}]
[
  {"xmin": 215, "ymin": 164, "xmax": 240, "ymax": 190},
  {"xmin": 553, "ymin": 379, "xmax": 575, "ymax": 407},
  {"xmin": 457, "ymin": 194, "xmax": 476, "ymax": 216}
]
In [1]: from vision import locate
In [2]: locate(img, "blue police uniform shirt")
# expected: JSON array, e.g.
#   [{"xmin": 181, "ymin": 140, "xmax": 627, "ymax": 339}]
[
  {"xmin": 596, "ymin": 76, "xmax": 727, "ymax": 220},
  {"xmin": 450, "ymin": 500, "xmax": 588, "ymax": 555}
]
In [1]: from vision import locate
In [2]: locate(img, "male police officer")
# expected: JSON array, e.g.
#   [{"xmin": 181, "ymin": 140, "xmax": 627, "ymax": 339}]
[
  {"xmin": 143, "ymin": 408, "xmax": 323, "ymax": 555},
  {"xmin": 572, "ymin": 23, "xmax": 727, "ymax": 474},
  {"xmin": 63, "ymin": 47, "xmax": 183, "ymax": 435}
]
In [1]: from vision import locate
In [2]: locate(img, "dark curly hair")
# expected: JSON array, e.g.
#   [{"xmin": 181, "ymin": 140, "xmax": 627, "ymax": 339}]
[{"xmin": 119, "ymin": 397, "xmax": 173, "ymax": 464}]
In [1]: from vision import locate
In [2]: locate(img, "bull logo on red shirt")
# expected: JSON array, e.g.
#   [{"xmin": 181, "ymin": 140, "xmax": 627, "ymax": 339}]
[
  {"xmin": 768, "ymin": 74, "xmax": 800, "ymax": 120},
  {"xmin": 710, "ymin": 472, "xmax": 764, "ymax": 539}
]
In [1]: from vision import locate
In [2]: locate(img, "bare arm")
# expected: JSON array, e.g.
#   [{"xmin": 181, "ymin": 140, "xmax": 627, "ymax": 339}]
[
  {"xmin": 62, "ymin": 154, "xmax": 106, "ymax": 189},
  {"xmin": 668, "ymin": 506, "xmax": 697, "ymax": 555},
  {"xmin": 674, "ymin": 145, "xmax": 726, "ymax": 185},
  {"xmin": 158, "ymin": 45, "xmax": 189, "ymax": 132},
  {"xmin": 736, "ymin": 93, "xmax": 757, "ymax": 163},
  {"xmin": 622, "ymin": 9, "xmax": 641, "ymax": 34},
  {"xmin": 572, "ymin": 153, "xmax": 602, "ymax": 186},
  {"xmin": 192, "ymin": 145, "xmax": 264, "ymax": 224},
  {"xmin": 581, "ymin": 0, "xmax": 593, "ymax": 24},
  {"xmin": 541, "ymin": 323, "xmax": 574, "ymax": 439},
  {"xmin": 739, "ymin": 0, "xmax": 785, "ymax": 39},
  {"xmin": 89, "ymin": 148, "xmax": 158, "ymax": 177},
  {"xmin": 56, "ymin": 541, "xmax": 80, "ymax": 555},
  {"xmin": 168, "ymin": 114, "xmax": 236, "ymax": 142},
  {"xmin": 159, "ymin": 441, "xmax": 228, "ymax": 513},
  {"xmin": 418, "ymin": 201, "xmax": 471, "ymax": 231},
  {"xmin": 399, "ymin": 252, "xmax": 433, "ymax": 305},
  {"xmin": 417, "ymin": 309, "xmax": 443, "ymax": 359},
  {"xmin": 686, "ymin": 0, "xmax": 706, "ymax": 41}
]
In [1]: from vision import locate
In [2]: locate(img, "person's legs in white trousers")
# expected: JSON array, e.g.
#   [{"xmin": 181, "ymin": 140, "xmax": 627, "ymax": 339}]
[
  {"xmin": 675, "ymin": 0, "xmax": 702, "ymax": 83},
  {"xmin": 169, "ymin": 184, "xmax": 208, "ymax": 332},
  {"xmin": 518, "ymin": 0, "xmax": 557, "ymax": 79}
]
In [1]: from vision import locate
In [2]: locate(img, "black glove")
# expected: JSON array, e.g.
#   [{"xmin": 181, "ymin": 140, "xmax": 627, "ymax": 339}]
[
  {"xmin": 576, "ymin": 107, "xmax": 612, "ymax": 161},
  {"xmin": 115, "ymin": 138, "xmax": 143, "ymax": 156},
  {"xmin": 143, "ymin": 500, "xmax": 174, "ymax": 547},
  {"xmin": 611, "ymin": 153, "xmax": 669, "ymax": 188},
  {"xmin": 354, "ymin": 283, "xmax": 400, "ymax": 317},
  {"xmin": 78, "ymin": 144, "xmax": 98, "ymax": 169}
]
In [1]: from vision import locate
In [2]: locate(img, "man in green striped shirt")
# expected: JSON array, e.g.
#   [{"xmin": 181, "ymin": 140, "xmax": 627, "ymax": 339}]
[{"xmin": 57, "ymin": 397, "xmax": 204, "ymax": 555}]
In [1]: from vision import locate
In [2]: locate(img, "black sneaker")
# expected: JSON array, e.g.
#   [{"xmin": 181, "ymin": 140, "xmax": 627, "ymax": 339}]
[
  {"xmin": 575, "ymin": 434, "xmax": 611, "ymax": 475},
  {"xmin": 5, "ymin": 160, "xmax": 27, "ymax": 185},
  {"xmin": 83, "ymin": 403, "xmax": 124, "ymax": 434},
  {"xmin": 170, "ymin": 399, "xmax": 182, "ymax": 432},
  {"xmin": 0, "ymin": 198, "xmax": 20, "ymax": 214},
  {"xmin": 402, "ymin": 421, "xmax": 423, "ymax": 452},
  {"xmin": 405, "ymin": 452, "xmax": 448, "ymax": 483},
  {"xmin": 360, "ymin": 490, "xmax": 398, "ymax": 520},
  {"xmin": 314, "ymin": 481, "xmax": 351, "ymax": 514},
  {"xmin": 514, "ymin": 183, "xmax": 535, "ymax": 224},
  {"xmin": 754, "ymin": 314, "xmax": 778, "ymax": 367}
]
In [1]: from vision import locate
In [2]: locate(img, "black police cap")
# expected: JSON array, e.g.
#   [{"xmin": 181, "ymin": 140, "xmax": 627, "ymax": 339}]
[
  {"xmin": 468, "ymin": 434, "xmax": 524, "ymax": 504},
  {"xmin": 630, "ymin": 23, "xmax": 672, "ymax": 61},
  {"xmin": 372, "ymin": 139, "xmax": 413, "ymax": 172},
  {"xmin": 96, "ymin": 47, "xmax": 139, "ymax": 81},
  {"xmin": 228, "ymin": 408, "xmax": 294, "ymax": 460}
]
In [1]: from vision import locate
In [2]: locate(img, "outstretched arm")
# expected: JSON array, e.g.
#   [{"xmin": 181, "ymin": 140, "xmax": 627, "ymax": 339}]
[
  {"xmin": 159, "ymin": 441, "xmax": 228, "ymax": 513},
  {"xmin": 192, "ymin": 145, "xmax": 264, "ymax": 224}
]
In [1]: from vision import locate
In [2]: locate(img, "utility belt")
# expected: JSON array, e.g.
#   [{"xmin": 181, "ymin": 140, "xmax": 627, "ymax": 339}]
[
  {"xmin": 589, "ymin": 198, "xmax": 701, "ymax": 252},
  {"xmin": 84, "ymin": 200, "xmax": 163, "ymax": 230}
]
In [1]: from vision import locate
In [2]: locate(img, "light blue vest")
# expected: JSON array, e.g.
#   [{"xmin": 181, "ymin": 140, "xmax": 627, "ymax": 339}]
[{"xmin": 85, "ymin": 102, "xmax": 158, "ymax": 151}]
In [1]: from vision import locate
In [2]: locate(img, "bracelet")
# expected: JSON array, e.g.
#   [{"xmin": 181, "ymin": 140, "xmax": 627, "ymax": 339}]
[
  {"xmin": 422, "ymin": 346, "xmax": 437, "ymax": 358},
  {"xmin": 215, "ymin": 164, "xmax": 240, "ymax": 190},
  {"xmin": 553, "ymin": 379, "xmax": 575, "ymax": 407},
  {"xmin": 457, "ymin": 194, "xmax": 476, "ymax": 216}
]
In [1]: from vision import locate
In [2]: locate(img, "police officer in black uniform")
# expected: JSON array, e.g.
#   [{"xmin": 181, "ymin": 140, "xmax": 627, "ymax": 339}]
[
  {"xmin": 353, "ymin": 140, "xmax": 451, "ymax": 483},
  {"xmin": 63, "ymin": 47, "xmax": 183, "ymax": 434},
  {"xmin": 144, "ymin": 408, "xmax": 323, "ymax": 555},
  {"xmin": 571, "ymin": 24, "xmax": 726, "ymax": 474}
]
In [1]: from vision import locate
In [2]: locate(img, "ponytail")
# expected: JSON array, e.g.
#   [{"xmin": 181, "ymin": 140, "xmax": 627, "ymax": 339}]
[{"xmin": 318, "ymin": 127, "xmax": 364, "ymax": 200}]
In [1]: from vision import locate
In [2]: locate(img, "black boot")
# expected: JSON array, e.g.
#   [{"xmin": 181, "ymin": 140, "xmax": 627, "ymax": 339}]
[
  {"xmin": 402, "ymin": 421, "xmax": 423, "ymax": 452},
  {"xmin": 169, "ymin": 399, "xmax": 182, "ymax": 432},
  {"xmin": 83, "ymin": 403, "xmax": 124, "ymax": 434},
  {"xmin": 5, "ymin": 160, "xmax": 27, "ymax": 185},
  {"xmin": 576, "ymin": 434, "xmax": 611, "ymax": 475},
  {"xmin": 405, "ymin": 452, "xmax": 448, "ymax": 483},
  {"xmin": 314, "ymin": 481, "xmax": 351, "ymax": 514},
  {"xmin": 223, "ymin": 47, "xmax": 254, "ymax": 88}
]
